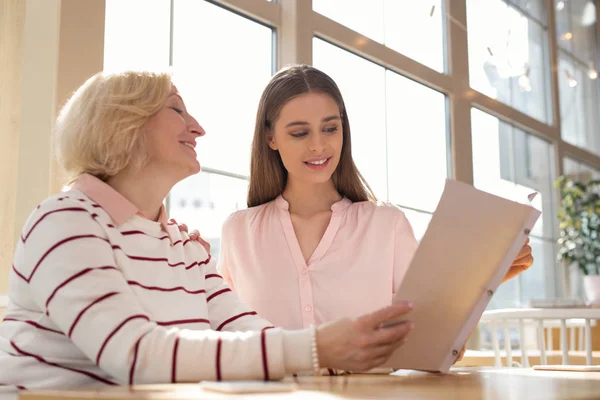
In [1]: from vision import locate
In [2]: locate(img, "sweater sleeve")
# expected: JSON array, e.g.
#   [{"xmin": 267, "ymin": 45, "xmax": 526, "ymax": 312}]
[
  {"xmin": 15, "ymin": 198, "xmax": 312, "ymax": 384},
  {"xmin": 204, "ymin": 256, "xmax": 275, "ymax": 332}
]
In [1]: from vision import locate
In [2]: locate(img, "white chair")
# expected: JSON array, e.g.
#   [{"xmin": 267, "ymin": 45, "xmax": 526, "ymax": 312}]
[{"xmin": 478, "ymin": 308, "xmax": 600, "ymax": 367}]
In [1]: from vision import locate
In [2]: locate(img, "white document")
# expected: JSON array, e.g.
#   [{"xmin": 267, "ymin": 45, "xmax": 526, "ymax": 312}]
[{"xmin": 383, "ymin": 179, "xmax": 541, "ymax": 373}]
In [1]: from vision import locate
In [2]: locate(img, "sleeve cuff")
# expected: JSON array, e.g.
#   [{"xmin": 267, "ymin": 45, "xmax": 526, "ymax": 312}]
[{"xmin": 281, "ymin": 328, "xmax": 313, "ymax": 374}]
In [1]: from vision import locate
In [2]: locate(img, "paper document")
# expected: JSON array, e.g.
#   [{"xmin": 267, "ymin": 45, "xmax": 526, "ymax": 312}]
[{"xmin": 383, "ymin": 179, "xmax": 541, "ymax": 373}]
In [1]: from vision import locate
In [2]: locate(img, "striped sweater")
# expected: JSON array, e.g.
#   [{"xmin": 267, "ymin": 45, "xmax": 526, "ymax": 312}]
[{"xmin": 0, "ymin": 181, "xmax": 312, "ymax": 392}]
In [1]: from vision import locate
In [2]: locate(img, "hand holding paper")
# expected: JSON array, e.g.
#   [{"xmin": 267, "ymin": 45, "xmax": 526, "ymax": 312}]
[
  {"xmin": 503, "ymin": 237, "xmax": 534, "ymax": 283},
  {"xmin": 317, "ymin": 302, "xmax": 415, "ymax": 372},
  {"xmin": 382, "ymin": 180, "xmax": 541, "ymax": 373}
]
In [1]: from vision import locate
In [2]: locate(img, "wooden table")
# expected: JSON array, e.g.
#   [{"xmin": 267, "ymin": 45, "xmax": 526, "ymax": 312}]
[{"xmin": 19, "ymin": 368, "xmax": 600, "ymax": 400}]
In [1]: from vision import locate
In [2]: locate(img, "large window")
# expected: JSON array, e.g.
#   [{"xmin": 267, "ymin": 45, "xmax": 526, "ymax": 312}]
[
  {"xmin": 467, "ymin": 0, "xmax": 551, "ymax": 124},
  {"xmin": 313, "ymin": 0, "xmax": 446, "ymax": 72},
  {"xmin": 472, "ymin": 108, "xmax": 558, "ymax": 307},
  {"xmin": 556, "ymin": 0, "xmax": 600, "ymax": 156},
  {"xmin": 313, "ymin": 38, "xmax": 449, "ymax": 239}
]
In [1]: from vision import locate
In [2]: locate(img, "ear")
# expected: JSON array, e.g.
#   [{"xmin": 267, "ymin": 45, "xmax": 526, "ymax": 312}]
[{"xmin": 266, "ymin": 131, "xmax": 278, "ymax": 151}]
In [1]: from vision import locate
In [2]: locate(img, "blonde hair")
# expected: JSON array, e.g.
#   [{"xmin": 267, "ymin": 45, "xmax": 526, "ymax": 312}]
[{"xmin": 55, "ymin": 70, "xmax": 173, "ymax": 183}]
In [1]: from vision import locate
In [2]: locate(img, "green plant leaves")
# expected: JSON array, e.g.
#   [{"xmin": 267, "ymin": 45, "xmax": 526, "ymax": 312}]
[{"xmin": 556, "ymin": 177, "xmax": 600, "ymax": 275}]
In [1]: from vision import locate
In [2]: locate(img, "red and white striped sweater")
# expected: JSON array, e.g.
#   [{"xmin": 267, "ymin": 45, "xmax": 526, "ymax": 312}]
[{"xmin": 0, "ymin": 177, "xmax": 312, "ymax": 392}]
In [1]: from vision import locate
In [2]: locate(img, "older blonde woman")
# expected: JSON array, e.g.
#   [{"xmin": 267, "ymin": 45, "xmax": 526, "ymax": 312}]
[{"xmin": 0, "ymin": 71, "xmax": 414, "ymax": 393}]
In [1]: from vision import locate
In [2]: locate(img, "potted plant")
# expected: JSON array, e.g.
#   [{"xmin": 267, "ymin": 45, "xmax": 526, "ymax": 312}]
[{"xmin": 555, "ymin": 176, "xmax": 600, "ymax": 304}]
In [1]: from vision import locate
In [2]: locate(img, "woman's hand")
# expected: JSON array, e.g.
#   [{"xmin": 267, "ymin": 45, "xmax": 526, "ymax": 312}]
[
  {"xmin": 455, "ymin": 345, "xmax": 467, "ymax": 363},
  {"xmin": 175, "ymin": 221, "xmax": 211, "ymax": 254},
  {"xmin": 502, "ymin": 238, "xmax": 533, "ymax": 283},
  {"xmin": 317, "ymin": 302, "xmax": 414, "ymax": 372}
]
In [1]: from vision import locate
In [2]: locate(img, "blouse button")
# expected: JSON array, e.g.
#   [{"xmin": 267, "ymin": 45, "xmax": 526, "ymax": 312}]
[
  {"xmin": 305, "ymin": 305, "xmax": 312, "ymax": 312},
  {"xmin": 301, "ymin": 269, "xmax": 307, "ymax": 275}
]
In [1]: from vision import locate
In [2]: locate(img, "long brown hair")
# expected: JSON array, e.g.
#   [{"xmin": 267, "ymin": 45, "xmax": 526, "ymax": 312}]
[{"xmin": 247, "ymin": 64, "xmax": 376, "ymax": 207}]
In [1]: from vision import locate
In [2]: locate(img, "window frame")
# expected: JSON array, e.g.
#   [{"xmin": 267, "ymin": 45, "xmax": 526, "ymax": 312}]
[{"xmin": 177, "ymin": 0, "xmax": 600, "ymax": 300}]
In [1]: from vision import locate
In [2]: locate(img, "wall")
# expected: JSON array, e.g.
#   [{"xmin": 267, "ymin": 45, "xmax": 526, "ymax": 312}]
[{"xmin": 0, "ymin": 0, "xmax": 105, "ymax": 316}]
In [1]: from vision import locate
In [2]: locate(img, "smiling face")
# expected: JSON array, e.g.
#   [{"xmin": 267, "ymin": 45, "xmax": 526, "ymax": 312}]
[
  {"xmin": 144, "ymin": 86, "xmax": 206, "ymax": 181},
  {"xmin": 267, "ymin": 92, "xmax": 343, "ymax": 186},
  {"xmin": 248, "ymin": 65, "xmax": 376, "ymax": 208}
]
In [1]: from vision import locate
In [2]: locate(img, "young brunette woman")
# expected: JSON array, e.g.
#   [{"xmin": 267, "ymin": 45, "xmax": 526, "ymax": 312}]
[{"xmin": 211, "ymin": 65, "xmax": 533, "ymax": 332}]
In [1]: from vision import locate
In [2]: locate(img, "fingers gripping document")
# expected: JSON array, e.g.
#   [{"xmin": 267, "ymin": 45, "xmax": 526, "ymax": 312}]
[{"xmin": 383, "ymin": 179, "xmax": 540, "ymax": 373}]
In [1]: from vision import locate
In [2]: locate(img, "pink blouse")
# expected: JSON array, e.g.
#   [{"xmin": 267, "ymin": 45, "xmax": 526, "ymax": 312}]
[{"xmin": 217, "ymin": 195, "xmax": 418, "ymax": 330}]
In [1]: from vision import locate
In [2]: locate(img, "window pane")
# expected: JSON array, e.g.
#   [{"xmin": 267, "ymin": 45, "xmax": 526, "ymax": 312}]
[
  {"xmin": 571, "ymin": 0, "xmax": 598, "ymax": 62},
  {"xmin": 104, "ymin": 0, "xmax": 171, "ymax": 72},
  {"xmin": 313, "ymin": 38, "xmax": 388, "ymax": 199},
  {"xmin": 313, "ymin": 0, "xmax": 445, "ymax": 72},
  {"xmin": 563, "ymin": 157, "xmax": 600, "ymax": 181},
  {"xmin": 555, "ymin": 0, "xmax": 598, "ymax": 62},
  {"xmin": 559, "ymin": 52, "xmax": 600, "ymax": 156},
  {"xmin": 169, "ymin": 172, "xmax": 248, "ymax": 260},
  {"xmin": 313, "ymin": 0, "xmax": 384, "ymax": 42},
  {"xmin": 382, "ymin": 0, "xmax": 445, "ymax": 72},
  {"xmin": 172, "ymin": 0, "xmax": 273, "ymax": 176},
  {"xmin": 511, "ymin": 0, "xmax": 547, "ymax": 24},
  {"xmin": 558, "ymin": 55, "xmax": 582, "ymax": 144},
  {"xmin": 487, "ymin": 278, "xmax": 519, "ymax": 309},
  {"xmin": 467, "ymin": 0, "xmax": 551, "ymax": 123},
  {"xmin": 313, "ymin": 38, "xmax": 449, "ymax": 208},
  {"xmin": 471, "ymin": 108, "xmax": 557, "ymax": 307},
  {"xmin": 555, "ymin": 0, "xmax": 574, "ymax": 53},
  {"xmin": 521, "ymin": 237, "xmax": 556, "ymax": 305},
  {"xmin": 386, "ymin": 71, "xmax": 448, "ymax": 213},
  {"xmin": 556, "ymin": 1, "xmax": 600, "ymax": 156},
  {"xmin": 471, "ymin": 108, "xmax": 556, "ymax": 240}
]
